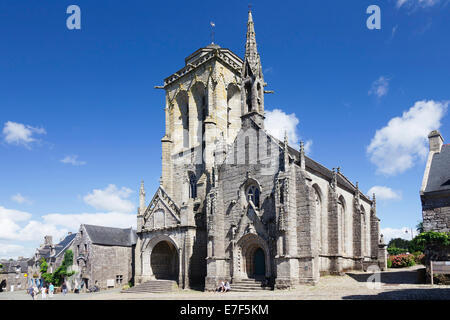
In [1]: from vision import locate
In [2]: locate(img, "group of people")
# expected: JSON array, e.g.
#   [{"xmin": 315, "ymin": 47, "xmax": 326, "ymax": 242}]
[
  {"xmin": 27, "ymin": 282, "xmax": 68, "ymax": 300},
  {"xmin": 216, "ymin": 281, "xmax": 231, "ymax": 293}
]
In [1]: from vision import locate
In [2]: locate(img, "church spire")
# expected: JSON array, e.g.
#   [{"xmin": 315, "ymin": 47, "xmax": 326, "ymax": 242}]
[
  {"xmin": 245, "ymin": 10, "xmax": 259, "ymax": 69},
  {"xmin": 241, "ymin": 9, "xmax": 265, "ymax": 128}
]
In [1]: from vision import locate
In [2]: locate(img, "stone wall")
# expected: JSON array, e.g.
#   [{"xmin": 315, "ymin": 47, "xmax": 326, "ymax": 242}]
[
  {"xmin": 423, "ymin": 206, "xmax": 450, "ymax": 233},
  {"xmin": 72, "ymin": 227, "xmax": 134, "ymax": 290}
]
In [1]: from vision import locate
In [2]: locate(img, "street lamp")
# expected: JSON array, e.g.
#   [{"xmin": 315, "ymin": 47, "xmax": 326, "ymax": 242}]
[{"xmin": 405, "ymin": 228, "xmax": 414, "ymax": 240}]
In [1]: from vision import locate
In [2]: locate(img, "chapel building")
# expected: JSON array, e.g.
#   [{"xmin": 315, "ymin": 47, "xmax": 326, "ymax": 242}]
[{"xmin": 135, "ymin": 10, "xmax": 385, "ymax": 291}]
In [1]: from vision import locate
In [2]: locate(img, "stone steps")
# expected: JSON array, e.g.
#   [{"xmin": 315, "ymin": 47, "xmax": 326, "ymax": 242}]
[
  {"xmin": 229, "ymin": 279, "xmax": 272, "ymax": 292},
  {"xmin": 121, "ymin": 280, "xmax": 178, "ymax": 294}
]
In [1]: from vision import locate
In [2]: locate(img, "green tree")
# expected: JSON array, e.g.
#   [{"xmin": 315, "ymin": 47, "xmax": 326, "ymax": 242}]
[
  {"xmin": 51, "ymin": 250, "xmax": 75, "ymax": 286},
  {"xmin": 39, "ymin": 258, "xmax": 53, "ymax": 284},
  {"xmin": 416, "ymin": 222, "xmax": 424, "ymax": 233},
  {"xmin": 388, "ymin": 238, "xmax": 410, "ymax": 250}
]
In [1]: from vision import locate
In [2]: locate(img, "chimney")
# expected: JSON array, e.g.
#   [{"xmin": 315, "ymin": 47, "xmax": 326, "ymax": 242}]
[
  {"xmin": 428, "ymin": 130, "xmax": 444, "ymax": 152},
  {"xmin": 44, "ymin": 235, "xmax": 53, "ymax": 247}
]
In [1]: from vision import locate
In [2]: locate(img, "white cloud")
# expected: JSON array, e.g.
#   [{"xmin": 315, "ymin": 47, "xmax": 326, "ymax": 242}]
[
  {"xmin": 2, "ymin": 121, "xmax": 46, "ymax": 148},
  {"xmin": 0, "ymin": 243, "xmax": 27, "ymax": 259},
  {"xmin": 0, "ymin": 206, "xmax": 32, "ymax": 240},
  {"xmin": 0, "ymin": 184, "xmax": 137, "ymax": 259},
  {"xmin": 367, "ymin": 186, "xmax": 402, "ymax": 200},
  {"xmin": 83, "ymin": 184, "xmax": 135, "ymax": 213},
  {"xmin": 42, "ymin": 212, "xmax": 136, "ymax": 230},
  {"xmin": 369, "ymin": 76, "xmax": 390, "ymax": 98},
  {"xmin": 396, "ymin": 0, "xmax": 441, "ymax": 8},
  {"xmin": 265, "ymin": 108, "xmax": 312, "ymax": 154},
  {"xmin": 61, "ymin": 155, "xmax": 86, "ymax": 166},
  {"xmin": 367, "ymin": 100, "xmax": 448, "ymax": 175},
  {"xmin": 381, "ymin": 227, "xmax": 417, "ymax": 243},
  {"xmin": 11, "ymin": 193, "xmax": 32, "ymax": 205}
]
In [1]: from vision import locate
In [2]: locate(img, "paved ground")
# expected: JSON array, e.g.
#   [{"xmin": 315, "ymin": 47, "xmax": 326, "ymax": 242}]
[{"xmin": 1, "ymin": 266, "xmax": 449, "ymax": 300}]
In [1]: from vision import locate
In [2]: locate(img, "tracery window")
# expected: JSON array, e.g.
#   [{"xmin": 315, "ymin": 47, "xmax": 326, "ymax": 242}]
[{"xmin": 247, "ymin": 185, "xmax": 260, "ymax": 207}]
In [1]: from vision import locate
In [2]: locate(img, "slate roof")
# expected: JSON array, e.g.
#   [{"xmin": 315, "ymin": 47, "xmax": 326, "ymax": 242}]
[
  {"xmin": 54, "ymin": 233, "xmax": 76, "ymax": 257},
  {"xmin": 83, "ymin": 224, "xmax": 137, "ymax": 247},
  {"xmin": 1, "ymin": 259, "xmax": 29, "ymax": 273},
  {"xmin": 285, "ymin": 142, "xmax": 372, "ymax": 203},
  {"xmin": 425, "ymin": 144, "xmax": 450, "ymax": 193}
]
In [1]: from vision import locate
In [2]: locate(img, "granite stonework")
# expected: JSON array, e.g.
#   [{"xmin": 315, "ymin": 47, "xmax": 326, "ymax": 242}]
[
  {"xmin": 70, "ymin": 224, "xmax": 136, "ymax": 290},
  {"xmin": 135, "ymin": 10, "xmax": 385, "ymax": 291}
]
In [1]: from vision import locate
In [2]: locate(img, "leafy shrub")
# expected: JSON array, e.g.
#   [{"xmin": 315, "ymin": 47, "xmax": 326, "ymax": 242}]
[
  {"xmin": 388, "ymin": 247, "xmax": 408, "ymax": 255},
  {"xmin": 413, "ymin": 231, "xmax": 450, "ymax": 247},
  {"xmin": 412, "ymin": 252, "xmax": 425, "ymax": 265},
  {"xmin": 122, "ymin": 284, "xmax": 130, "ymax": 290},
  {"xmin": 388, "ymin": 254, "xmax": 416, "ymax": 268}
]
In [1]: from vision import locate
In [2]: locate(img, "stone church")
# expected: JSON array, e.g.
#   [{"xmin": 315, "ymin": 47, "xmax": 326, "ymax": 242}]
[{"xmin": 134, "ymin": 11, "xmax": 385, "ymax": 291}]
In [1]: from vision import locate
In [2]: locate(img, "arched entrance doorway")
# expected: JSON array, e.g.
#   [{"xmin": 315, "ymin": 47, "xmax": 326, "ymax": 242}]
[
  {"xmin": 245, "ymin": 246, "xmax": 266, "ymax": 279},
  {"xmin": 151, "ymin": 241, "xmax": 179, "ymax": 280}
]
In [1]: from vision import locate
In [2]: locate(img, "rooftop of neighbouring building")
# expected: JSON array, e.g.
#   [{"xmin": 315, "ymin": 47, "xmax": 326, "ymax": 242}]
[
  {"xmin": 82, "ymin": 224, "xmax": 137, "ymax": 247},
  {"xmin": 424, "ymin": 144, "xmax": 450, "ymax": 194}
]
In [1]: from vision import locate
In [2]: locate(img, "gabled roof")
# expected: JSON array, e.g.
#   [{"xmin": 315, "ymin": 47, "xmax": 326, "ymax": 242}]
[
  {"xmin": 83, "ymin": 224, "xmax": 137, "ymax": 247},
  {"xmin": 424, "ymin": 144, "xmax": 450, "ymax": 194},
  {"xmin": 54, "ymin": 233, "xmax": 76, "ymax": 257}
]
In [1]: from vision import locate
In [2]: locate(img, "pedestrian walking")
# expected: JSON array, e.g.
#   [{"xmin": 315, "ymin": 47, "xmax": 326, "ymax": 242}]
[
  {"xmin": 41, "ymin": 286, "xmax": 47, "ymax": 300},
  {"xmin": 28, "ymin": 286, "xmax": 34, "ymax": 300},
  {"xmin": 33, "ymin": 286, "xmax": 39, "ymax": 300},
  {"xmin": 49, "ymin": 283, "xmax": 54, "ymax": 298},
  {"xmin": 62, "ymin": 282, "xmax": 67, "ymax": 295}
]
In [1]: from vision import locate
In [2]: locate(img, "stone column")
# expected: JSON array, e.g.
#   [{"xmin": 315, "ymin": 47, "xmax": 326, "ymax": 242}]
[{"xmin": 378, "ymin": 242, "xmax": 388, "ymax": 271}]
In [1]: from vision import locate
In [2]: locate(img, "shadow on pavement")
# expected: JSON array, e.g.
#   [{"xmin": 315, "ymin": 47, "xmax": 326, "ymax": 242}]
[
  {"xmin": 343, "ymin": 288, "xmax": 450, "ymax": 300},
  {"xmin": 346, "ymin": 267, "xmax": 425, "ymax": 285}
]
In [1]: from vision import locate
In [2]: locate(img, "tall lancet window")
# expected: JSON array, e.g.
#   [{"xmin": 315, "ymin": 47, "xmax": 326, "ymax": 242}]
[
  {"xmin": 257, "ymin": 83, "xmax": 262, "ymax": 112},
  {"xmin": 314, "ymin": 186, "xmax": 323, "ymax": 251},
  {"xmin": 338, "ymin": 196, "xmax": 346, "ymax": 254},
  {"xmin": 189, "ymin": 173, "xmax": 197, "ymax": 199},
  {"xmin": 245, "ymin": 83, "xmax": 252, "ymax": 112}
]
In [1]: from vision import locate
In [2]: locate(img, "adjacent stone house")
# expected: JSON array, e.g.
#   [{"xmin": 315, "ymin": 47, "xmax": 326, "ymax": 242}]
[
  {"xmin": 421, "ymin": 130, "xmax": 450, "ymax": 233},
  {"xmin": 0, "ymin": 258, "xmax": 31, "ymax": 292},
  {"xmin": 135, "ymin": 10, "xmax": 386, "ymax": 291},
  {"xmin": 28, "ymin": 233, "xmax": 76, "ymax": 285},
  {"xmin": 71, "ymin": 224, "xmax": 136, "ymax": 290}
]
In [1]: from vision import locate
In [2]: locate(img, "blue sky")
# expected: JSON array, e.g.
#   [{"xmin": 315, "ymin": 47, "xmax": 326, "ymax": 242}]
[{"xmin": 0, "ymin": 0, "xmax": 449, "ymax": 258}]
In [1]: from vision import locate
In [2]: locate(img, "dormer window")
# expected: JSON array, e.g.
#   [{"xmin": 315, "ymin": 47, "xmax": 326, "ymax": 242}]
[{"xmin": 247, "ymin": 185, "xmax": 260, "ymax": 207}]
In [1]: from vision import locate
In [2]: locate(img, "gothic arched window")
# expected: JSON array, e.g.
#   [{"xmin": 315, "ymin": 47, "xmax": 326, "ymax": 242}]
[
  {"xmin": 313, "ymin": 185, "xmax": 323, "ymax": 251},
  {"xmin": 247, "ymin": 185, "xmax": 260, "ymax": 207},
  {"xmin": 189, "ymin": 173, "xmax": 197, "ymax": 199},
  {"xmin": 338, "ymin": 196, "xmax": 346, "ymax": 254}
]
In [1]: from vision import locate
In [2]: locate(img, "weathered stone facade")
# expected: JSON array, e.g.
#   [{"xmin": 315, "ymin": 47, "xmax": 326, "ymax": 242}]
[
  {"xmin": 135, "ymin": 10, "xmax": 385, "ymax": 291},
  {"xmin": 421, "ymin": 130, "xmax": 450, "ymax": 233},
  {"xmin": 71, "ymin": 224, "xmax": 136, "ymax": 290},
  {"xmin": 0, "ymin": 258, "xmax": 30, "ymax": 292}
]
